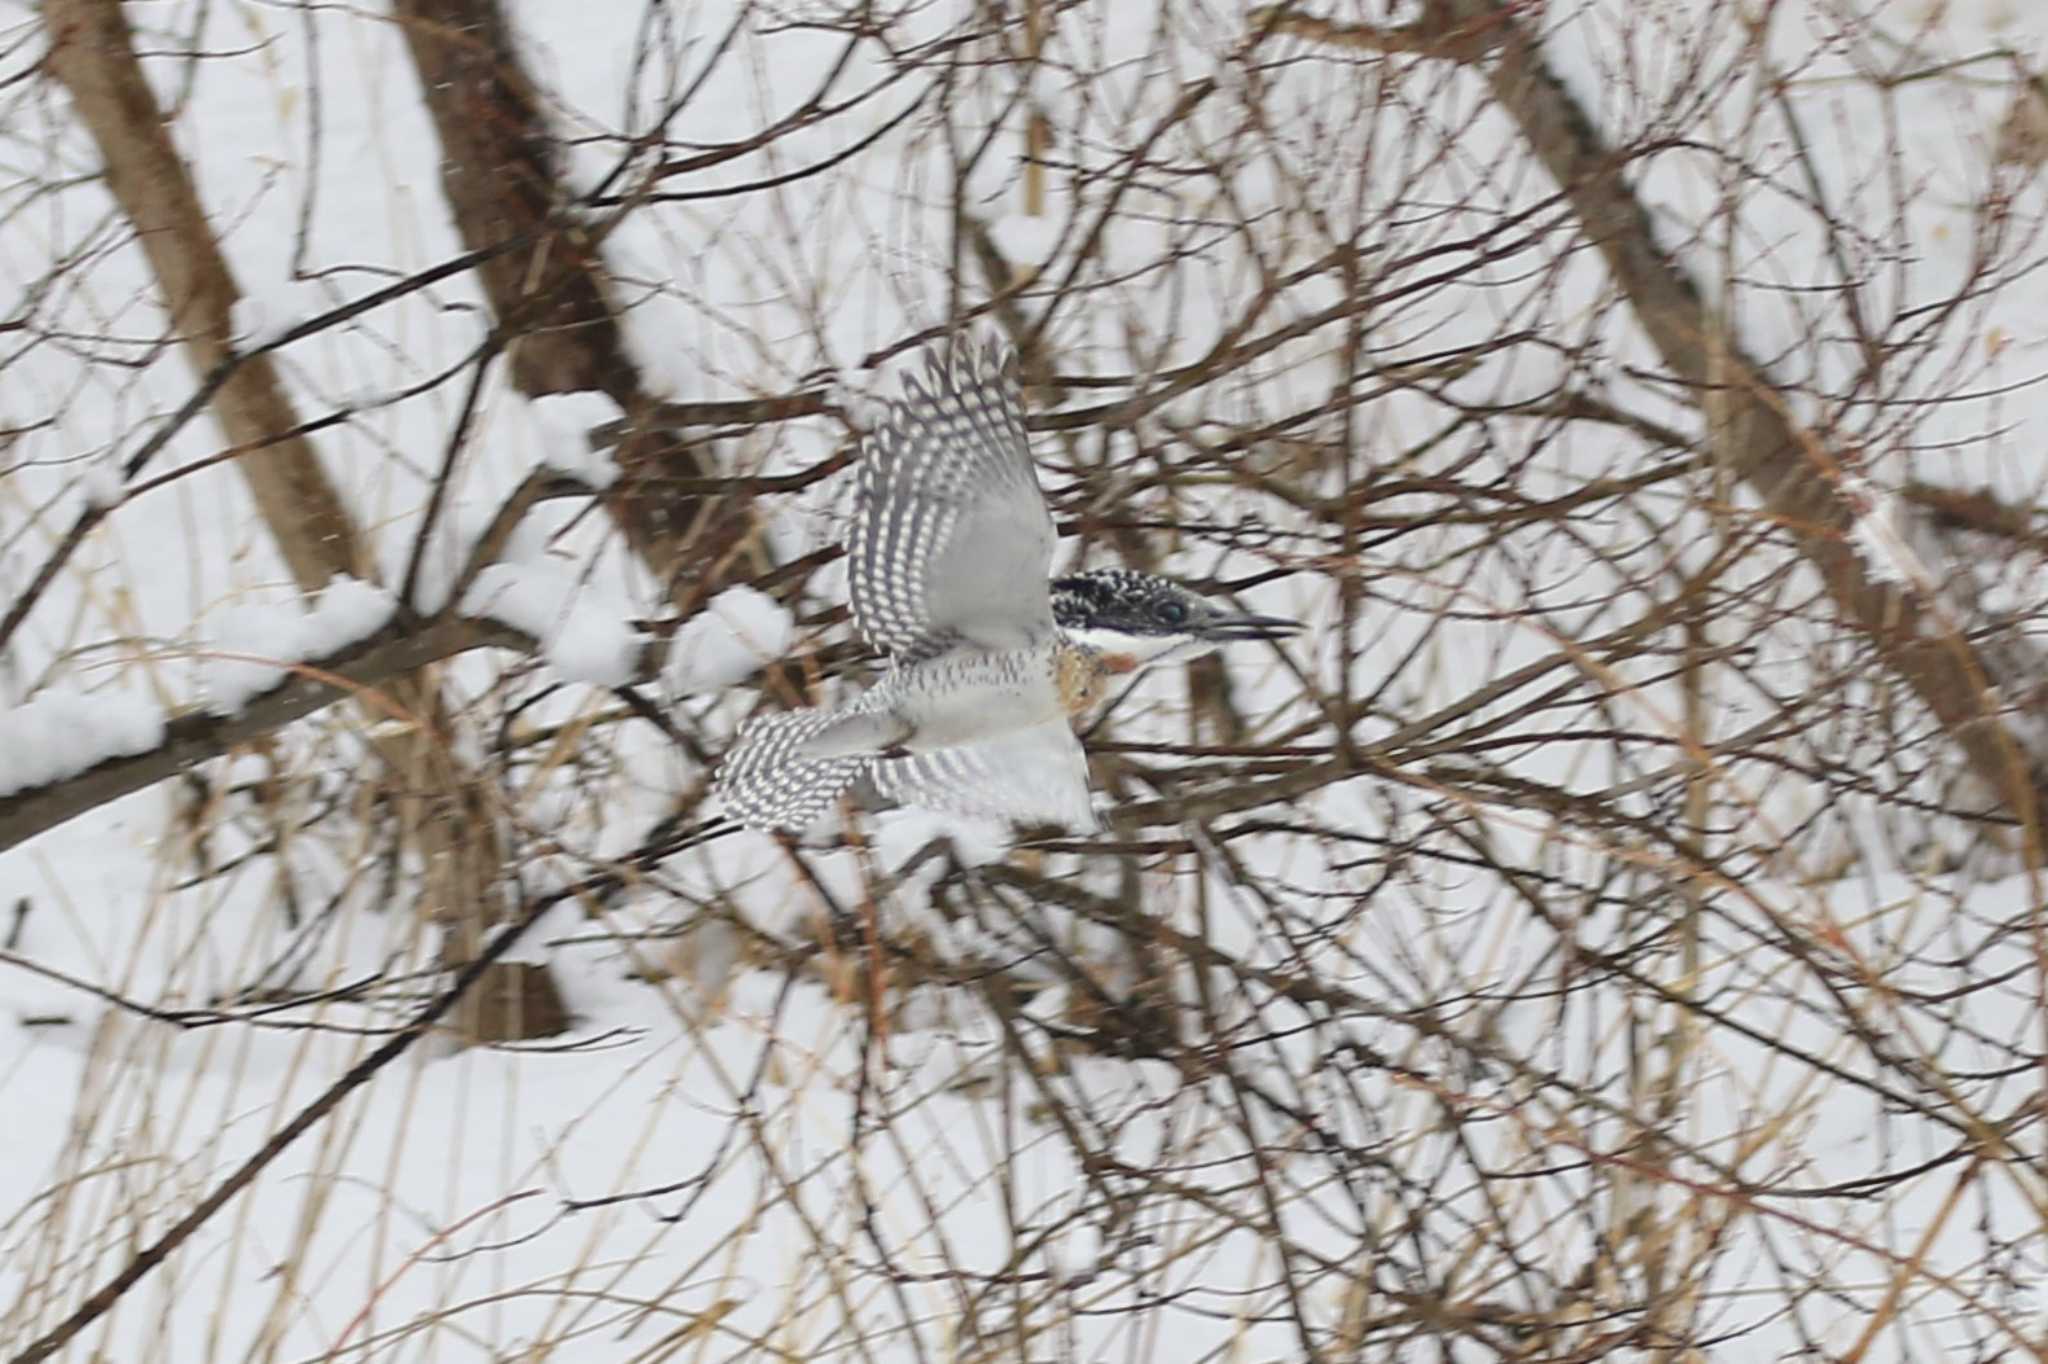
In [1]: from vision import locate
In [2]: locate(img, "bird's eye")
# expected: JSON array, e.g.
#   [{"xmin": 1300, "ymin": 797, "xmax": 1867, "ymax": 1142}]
[{"xmin": 1157, "ymin": 600, "xmax": 1190, "ymax": 626}]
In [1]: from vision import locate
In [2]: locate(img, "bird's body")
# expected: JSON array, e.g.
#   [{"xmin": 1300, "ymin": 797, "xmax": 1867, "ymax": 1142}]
[
  {"xmin": 796, "ymin": 641, "xmax": 1086, "ymax": 760},
  {"xmin": 892, "ymin": 640, "xmax": 1109, "ymax": 740},
  {"xmin": 714, "ymin": 337, "xmax": 1296, "ymax": 833},
  {"xmin": 886, "ymin": 647, "xmax": 1062, "ymax": 748}
]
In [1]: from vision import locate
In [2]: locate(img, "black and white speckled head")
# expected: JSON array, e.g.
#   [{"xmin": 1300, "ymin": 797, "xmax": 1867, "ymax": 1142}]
[{"xmin": 1050, "ymin": 567, "xmax": 1300, "ymax": 667}]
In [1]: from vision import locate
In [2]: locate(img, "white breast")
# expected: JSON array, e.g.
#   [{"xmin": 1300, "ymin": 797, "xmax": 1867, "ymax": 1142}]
[{"xmin": 890, "ymin": 649, "xmax": 1065, "ymax": 751}]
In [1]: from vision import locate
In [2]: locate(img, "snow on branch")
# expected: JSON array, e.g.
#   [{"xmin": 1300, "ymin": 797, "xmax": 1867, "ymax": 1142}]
[
  {"xmin": 462, "ymin": 562, "xmax": 650, "ymax": 686},
  {"xmin": 199, "ymin": 577, "xmax": 398, "ymax": 714},
  {"xmin": 0, "ymin": 578, "xmax": 397, "ymax": 805},
  {"xmin": 1840, "ymin": 472, "xmax": 1957, "ymax": 618},
  {"xmin": 0, "ymin": 690, "xmax": 165, "ymax": 801},
  {"xmin": 664, "ymin": 586, "xmax": 795, "ymax": 693},
  {"xmin": 0, "ymin": 614, "xmax": 534, "ymax": 858}
]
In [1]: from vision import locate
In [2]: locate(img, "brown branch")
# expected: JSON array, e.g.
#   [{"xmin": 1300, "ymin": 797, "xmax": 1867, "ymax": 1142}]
[
  {"xmin": 596, "ymin": 391, "xmax": 840, "ymax": 436},
  {"xmin": 43, "ymin": 0, "xmax": 364, "ymax": 588},
  {"xmin": 0, "ymin": 615, "xmax": 533, "ymax": 858},
  {"xmin": 390, "ymin": 0, "xmax": 753, "ymax": 594},
  {"xmin": 1276, "ymin": 0, "xmax": 2048, "ymax": 828},
  {"xmin": 1903, "ymin": 481, "xmax": 2048, "ymax": 553}
]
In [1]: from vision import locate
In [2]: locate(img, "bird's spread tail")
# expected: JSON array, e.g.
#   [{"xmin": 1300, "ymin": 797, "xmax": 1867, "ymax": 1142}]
[
  {"xmin": 859, "ymin": 718, "xmax": 1099, "ymax": 832},
  {"xmin": 717, "ymin": 706, "xmax": 1100, "ymax": 834},
  {"xmin": 714, "ymin": 709, "xmax": 875, "ymax": 831}
]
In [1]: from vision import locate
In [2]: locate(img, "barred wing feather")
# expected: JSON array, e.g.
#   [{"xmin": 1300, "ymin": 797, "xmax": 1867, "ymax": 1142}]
[
  {"xmin": 714, "ymin": 710, "xmax": 866, "ymax": 831},
  {"xmin": 848, "ymin": 339, "xmax": 1057, "ymax": 663}
]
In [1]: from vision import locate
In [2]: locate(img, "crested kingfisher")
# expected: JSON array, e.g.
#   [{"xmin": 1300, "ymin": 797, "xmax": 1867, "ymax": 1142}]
[{"xmin": 714, "ymin": 337, "xmax": 1299, "ymax": 832}]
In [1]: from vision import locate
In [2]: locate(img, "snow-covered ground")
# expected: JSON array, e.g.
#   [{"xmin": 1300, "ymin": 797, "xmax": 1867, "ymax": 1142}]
[{"xmin": 5, "ymin": 0, "xmax": 2048, "ymax": 1357}]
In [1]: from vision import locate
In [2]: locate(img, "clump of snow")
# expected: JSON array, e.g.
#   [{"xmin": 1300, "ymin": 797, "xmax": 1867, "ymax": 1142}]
[
  {"xmin": 200, "ymin": 602, "xmax": 303, "ymax": 711},
  {"xmin": 230, "ymin": 294, "xmax": 288, "ymax": 349},
  {"xmin": 1840, "ymin": 472, "xmax": 1955, "ymax": 627},
  {"xmin": 463, "ymin": 561, "xmax": 644, "ymax": 686},
  {"xmin": 200, "ymin": 578, "xmax": 397, "ymax": 715},
  {"xmin": 313, "ymin": 577, "xmax": 398, "ymax": 645},
  {"xmin": 829, "ymin": 368, "xmax": 888, "ymax": 431},
  {"xmin": 404, "ymin": 499, "xmax": 525, "ymax": 616},
  {"xmin": 664, "ymin": 586, "xmax": 794, "ymax": 693},
  {"xmin": 79, "ymin": 456, "xmax": 125, "ymax": 511},
  {"xmin": 0, "ymin": 688, "xmax": 168, "ymax": 797},
  {"xmin": 527, "ymin": 391, "xmax": 623, "ymax": 489},
  {"xmin": 228, "ymin": 294, "xmax": 267, "ymax": 345},
  {"xmin": 987, "ymin": 212, "xmax": 1066, "ymax": 273},
  {"xmin": 605, "ymin": 234, "xmax": 703, "ymax": 401},
  {"xmin": 229, "ymin": 278, "xmax": 337, "ymax": 350}
]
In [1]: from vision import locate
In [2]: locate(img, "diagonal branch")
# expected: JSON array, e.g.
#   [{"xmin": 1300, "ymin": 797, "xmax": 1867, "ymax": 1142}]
[
  {"xmin": 0, "ymin": 616, "xmax": 533, "ymax": 859},
  {"xmin": 41, "ymin": 0, "xmax": 564, "ymax": 1040},
  {"xmin": 1267, "ymin": 0, "xmax": 2048, "ymax": 838},
  {"xmin": 390, "ymin": 0, "xmax": 754, "ymax": 597}
]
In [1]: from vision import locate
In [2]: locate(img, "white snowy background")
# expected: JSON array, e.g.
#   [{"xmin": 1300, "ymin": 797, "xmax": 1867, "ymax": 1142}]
[{"xmin": 4, "ymin": 0, "xmax": 2048, "ymax": 1358}]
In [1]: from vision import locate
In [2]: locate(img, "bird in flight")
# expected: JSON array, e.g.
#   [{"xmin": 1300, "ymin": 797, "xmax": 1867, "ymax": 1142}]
[{"xmin": 714, "ymin": 337, "xmax": 1299, "ymax": 833}]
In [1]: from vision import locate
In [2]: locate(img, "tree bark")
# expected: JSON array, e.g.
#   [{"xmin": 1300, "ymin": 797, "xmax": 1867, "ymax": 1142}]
[
  {"xmin": 1275, "ymin": 0, "xmax": 2048, "ymax": 846},
  {"xmin": 41, "ymin": 0, "xmax": 562, "ymax": 1042},
  {"xmin": 0, "ymin": 617, "xmax": 530, "ymax": 858},
  {"xmin": 42, "ymin": 0, "xmax": 361, "ymax": 589},
  {"xmin": 390, "ymin": 0, "xmax": 758, "ymax": 599}
]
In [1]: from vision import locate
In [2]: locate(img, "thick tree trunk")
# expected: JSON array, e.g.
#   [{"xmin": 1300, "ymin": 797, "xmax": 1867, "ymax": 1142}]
[
  {"xmin": 42, "ymin": 0, "xmax": 563, "ymax": 1043},
  {"xmin": 1462, "ymin": 0, "xmax": 2048, "ymax": 839},
  {"xmin": 390, "ymin": 0, "xmax": 757, "ymax": 598},
  {"xmin": 1274, "ymin": 0, "xmax": 2048, "ymax": 847},
  {"xmin": 392, "ymin": 0, "xmax": 634, "ymax": 400},
  {"xmin": 42, "ymin": 0, "xmax": 360, "ymax": 588}
]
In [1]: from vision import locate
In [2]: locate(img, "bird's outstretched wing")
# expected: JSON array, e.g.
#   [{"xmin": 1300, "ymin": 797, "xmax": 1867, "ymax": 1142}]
[
  {"xmin": 714, "ymin": 709, "xmax": 868, "ymax": 831},
  {"xmin": 848, "ymin": 338, "xmax": 1057, "ymax": 663},
  {"xmin": 861, "ymin": 718, "xmax": 1098, "ymax": 831}
]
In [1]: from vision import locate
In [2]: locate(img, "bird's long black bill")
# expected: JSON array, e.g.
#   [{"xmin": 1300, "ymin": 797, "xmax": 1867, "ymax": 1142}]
[{"xmin": 1204, "ymin": 613, "xmax": 1304, "ymax": 642}]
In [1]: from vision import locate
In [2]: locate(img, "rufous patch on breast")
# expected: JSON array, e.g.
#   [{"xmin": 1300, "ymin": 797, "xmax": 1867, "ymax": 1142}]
[{"xmin": 1055, "ymin": 645, "xmax": 1107, "ymax": 716}]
